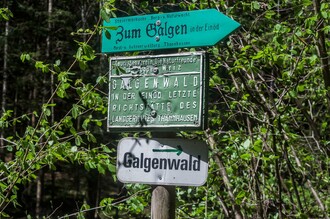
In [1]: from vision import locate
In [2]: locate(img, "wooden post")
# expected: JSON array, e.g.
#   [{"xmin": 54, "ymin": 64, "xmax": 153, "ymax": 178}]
[
  {"xmin": 151, "ymin": 185, "xmax": 176, "ymax": 219},
  {"xmin": 151, "ymin": 132, "xmax": 176, "ymax": 219}
]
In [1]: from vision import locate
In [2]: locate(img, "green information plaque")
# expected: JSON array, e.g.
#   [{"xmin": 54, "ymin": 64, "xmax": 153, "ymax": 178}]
[{"xmin": 107, "ymin": 52, "xmax": 208, "ymax": 131}]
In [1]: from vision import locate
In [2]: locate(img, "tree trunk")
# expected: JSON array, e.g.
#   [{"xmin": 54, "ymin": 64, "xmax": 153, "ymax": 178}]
[
  {"xmin": 81, "ymin": 0, "xmax": 87, "ymax": 42},
  {"xmin": 36, "ymin": 169, "xmax": 44, "ymax": 217},
  {"xmin": 206, "ymin": 131, "xmax": 243, "ymax": 219},
  {"xmin": 1, "ymin": 10, "xmax": 9, "ymax": 159},
  {"xmin": 94, "ymin": 173, "xmax": 101, "ymax": 218},
  {"xmin": 87, "ymin": 170, "xmax": 98, "ymax": 219},
  {"xmin": 312, "ymin": 0, "xmax": 330, "ymax": 90},
  {"xmin": 36, "ymin": 0, "xmax": 53, "ymax": 216}
]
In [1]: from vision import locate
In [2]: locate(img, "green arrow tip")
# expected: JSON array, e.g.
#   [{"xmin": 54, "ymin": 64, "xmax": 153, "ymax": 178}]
[{"xmin": 176, "ymin": 145, "xmax": 183, "ymax": 156}]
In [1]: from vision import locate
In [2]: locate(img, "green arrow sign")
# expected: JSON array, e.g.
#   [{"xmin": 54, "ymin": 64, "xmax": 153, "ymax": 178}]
[
  {"xmin": 153, "ymin": 145, "xmax": 183, "ymax": 156},
  {"xmin": 101, "ymin": 9, "xmax": 240, "ymax": 53}
]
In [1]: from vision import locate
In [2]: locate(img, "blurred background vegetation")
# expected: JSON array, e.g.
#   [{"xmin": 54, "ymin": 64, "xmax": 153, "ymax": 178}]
[{"xmin": 0, "ymin": 0, "xmax": 329, "ymax": 218}]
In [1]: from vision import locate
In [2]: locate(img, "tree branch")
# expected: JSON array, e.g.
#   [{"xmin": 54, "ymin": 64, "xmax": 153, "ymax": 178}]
[{"xmin": 312, "ymin": 0, "xmax": 330, "ymax": 90}]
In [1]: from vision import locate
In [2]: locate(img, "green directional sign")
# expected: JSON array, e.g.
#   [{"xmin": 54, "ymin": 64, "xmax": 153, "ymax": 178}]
[{"xmin": 102, "ymin": 9, "xmax": 240, "ymax": 53}]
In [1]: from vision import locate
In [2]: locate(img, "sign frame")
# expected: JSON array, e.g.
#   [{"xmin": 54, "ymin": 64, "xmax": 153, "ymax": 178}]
[
  {"xmin": 116, "ymin": 137, "xmax": 209, "ymax": 186},
  {"xmin": 107, "ymin": 52, "xmax": 208, "ymax": 132}
]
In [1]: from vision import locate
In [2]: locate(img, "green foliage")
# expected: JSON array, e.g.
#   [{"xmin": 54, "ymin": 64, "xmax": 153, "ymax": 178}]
[
  {"xmin": 0, "ymin": 2, "xmax": 115, "ymax": 216},
  {"xmin": 200, "ymin": 0, "xmax": 330, "ymax": 218},
  {"xmin": 1, "ymin": 0, "xmax": 329, "ymax": 218},
  {"xmin": 0, "ymin": 7, "xmax": 13, "ymax": 21}
]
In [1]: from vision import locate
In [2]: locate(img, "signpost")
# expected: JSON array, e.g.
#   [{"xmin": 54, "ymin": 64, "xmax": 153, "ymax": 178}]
[
  {"xmin": 102, "ymin": 9, "xmax": 241, "ymax": 53},
  {"xmin": 117, "ymin": 137, "xmax": 208, "ymax": 186},
  {"xmin": 101, "ymin": 8, "xmax": 241, "ymax": 218},
  {"xmin": 107, "ymin": 52, "xmax": 208, "ymax": 131}
]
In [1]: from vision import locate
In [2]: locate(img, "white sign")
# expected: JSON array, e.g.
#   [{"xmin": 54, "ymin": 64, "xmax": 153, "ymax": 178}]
[{"xmin": 117, "ymin": 137, "xmax": 208, "ymax": 186}]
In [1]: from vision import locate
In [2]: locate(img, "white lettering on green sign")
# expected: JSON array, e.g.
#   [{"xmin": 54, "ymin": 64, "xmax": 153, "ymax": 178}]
[{"xmin": 107, "ymin": 52, "xmax": 206, "ymax": 130}]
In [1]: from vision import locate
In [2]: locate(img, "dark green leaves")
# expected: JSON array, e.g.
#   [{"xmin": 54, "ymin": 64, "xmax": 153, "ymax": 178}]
[
  {"xmin": 74, "ymin": 42, "xmax": 96, "ymax": 70},
  {"xmin": 105, "ymin": 30, "xmax": 111, "ymax": 39},
  {"xmin": 0, "ymin": 8, "xmax": 13, "ymax": 21},
  {"xmin": 100, "ymin": 8, "xmax": 110, "ymax": 22}
]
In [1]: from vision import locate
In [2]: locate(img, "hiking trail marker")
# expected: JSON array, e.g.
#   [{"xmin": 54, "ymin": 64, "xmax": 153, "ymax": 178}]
[
  {"xmin": 116, "ymin": 137, "xmax": 208, "ymax": 186},
  {"xmin": 102, "ymin": 9, "xmax": 240, "ymax": 53},
  {"xmin": 102, "ymin": 8, "xmax": 241, "ymax": 217}
]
